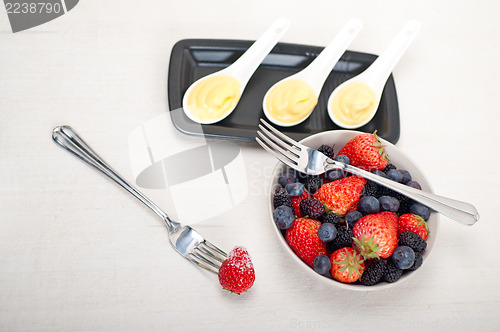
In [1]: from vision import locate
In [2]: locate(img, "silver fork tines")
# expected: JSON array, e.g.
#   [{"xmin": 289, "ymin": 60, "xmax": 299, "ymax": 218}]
[
  {"xmin": 256, "ymin": 119, "xmax": 324, "ymax": 175},
  {"xmin": 189, "ymin": 241, "xmax": 227, "ymax": 273},
  {"xmin": 256, "ymin": 118, "xmax": 479, "ymax": 226},
  {"xmin": 257, "ymin": 122, "xmax": 302, "ymax": 169}
]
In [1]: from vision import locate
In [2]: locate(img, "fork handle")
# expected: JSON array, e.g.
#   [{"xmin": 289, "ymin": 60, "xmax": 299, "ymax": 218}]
[
  {"xmin": 327, "ymin": 161, "xmax": 479, "ymax": 226},
  {"xmin": 52, "ymin": 125, "xmax": 179, "ymax": 233}
]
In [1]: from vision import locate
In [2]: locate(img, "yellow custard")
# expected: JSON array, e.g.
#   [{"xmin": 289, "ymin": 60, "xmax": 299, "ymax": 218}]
[
  {"xmin": 265, "ymin": 79, "xmax": 318, "ymax": 124},
  {"xmin": 186, "ymin": 75, "xmax": 241, "ymax": 122},
  {"xmin": 330, "ymin": 82, "xmax": 378, "ymax": 126}
]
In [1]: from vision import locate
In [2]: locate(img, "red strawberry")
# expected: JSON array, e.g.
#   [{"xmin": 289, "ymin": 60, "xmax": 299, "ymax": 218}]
[
  {"xmin": 218, "ymin": 246, "xmax": 255, "ymax": 294},
  {"xmin": 398, "ymin": 213, "xmax": 429, "ymax": 240},
  {"xmin": 352, "ymin": 211, "xmax": 398, "ymax": 259},
  {"xmin": 337, "ymin": 132, "xmax": 388, "ymax": 171},
  {"xmin": 290, "ymin": 191, "xmax": 310, "ymax": 217},
  {"xmin": 330, "ymin": 247, "xmax": 365, "ymax": 283},
  {"xmin": 313, "ymin": 176, "xmax": 367, "ymax": 216},
  {"xmin": 285, "ymin": 218, "xmax": 327, "ymax": 267}
]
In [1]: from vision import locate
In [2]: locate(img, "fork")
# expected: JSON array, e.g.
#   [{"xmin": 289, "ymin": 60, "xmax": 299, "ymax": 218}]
[
  {"xmin": 52, "ymin": 125, "xmax": 227, "ymax": 273},
  {"xmin": 256, "ymin": 118, "xmax": 479, "ymax": 226}
]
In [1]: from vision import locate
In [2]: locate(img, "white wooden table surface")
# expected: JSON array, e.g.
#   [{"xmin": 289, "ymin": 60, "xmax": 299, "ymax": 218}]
[{"xmin": 1, "ymin": 0, "xmax": 499, "ymax": 331}]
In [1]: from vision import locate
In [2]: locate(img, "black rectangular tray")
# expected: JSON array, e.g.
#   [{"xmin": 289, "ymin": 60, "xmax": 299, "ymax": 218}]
[{"xmin": 168, "ymin": 39, "xmax": 400, "ymax": 144}]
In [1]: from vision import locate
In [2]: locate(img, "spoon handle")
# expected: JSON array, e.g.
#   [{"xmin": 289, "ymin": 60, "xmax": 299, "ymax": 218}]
[
  {"xmin": 230, "ymin": 17, "xmax": 290, "ymax": 84},
  {"xmin": 365, "ymin": 19, "xmax": 421, "ymax": 93},
  {"xmin": 326, "ymin": 160, "xmax": 479, "ymax": 226},
  {"xmin": 301, "ymin": 18, "xmax": 363, "ymax": 93},
  {"xmin": 52, "ymin": 126, "xmax": 178, "ymax": 233}
]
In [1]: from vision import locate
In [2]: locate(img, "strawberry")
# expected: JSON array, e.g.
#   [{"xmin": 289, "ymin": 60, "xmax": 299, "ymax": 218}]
[
  {"xmin": 290, "ymin": 191, "xmax": 310, "ymax": 217},
  {"xmin": 313, "ymin": 176, "xmax": 367, "ymax": 216},
  {"xmin": 285, "ymin": 218, "xmax": 327, "ymax": 267},
  {"xmin": 218, "ymin": 246, "xmax": 255, "ymax": 294},
  {"xmin": 330, "ymin": 247, "xmax": 365, "ymax": 283},
  {"xmin": 352, "ymin": 211, "xmax": 398, "ymax": 259},
  {"xmin": 337, "ymin": 132, "xmax": 388, "ymax": 171},
  {"xmin": 398, "ymin": 213, "xmax": 429, "ymax": 240}
]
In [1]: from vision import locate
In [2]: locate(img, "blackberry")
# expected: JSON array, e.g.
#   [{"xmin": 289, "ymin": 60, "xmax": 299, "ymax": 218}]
[
  {"xmin": 408, "ymin": 252, "xmax": 423, "ymax": 271},
  {"xmin": 303, "ymin": 175, "xmax": 323, "ymax": 194},
  {"xmin": 300, "ymin": 198, "xmax": 326, "ymax": 219},
  {"xmin": 362, "ymin": 181, "xmax": 380, "ymax": 198},
  {"xmin": 383, "ymin": 163, "xmax": 397, "ymax": 173},
  {"xmin": 398, "ymin": 231, "xmax": 427, "ymax": 253},
  {"xmin": 322, "ymin": 213, "xmax": 343, "ymax": 225},
  {"xmin": 386, "ymin": 189, "xmax": 408, "ymax": 203},
  {"xmin": 383, "ymin": 261, "xmax": 403, "ymax": 283},
  {"xmin": 318, "ymin": 144, "xmax": 334, "ymax": 159},
  {"xmin": 327, "ymin": 225, "xmax": 353, "ymax": 252},
  {"xmin": 359, "ymin": 259, "xmax": 388, "ymax": 286},
  {"xmin": 273, "ymin": 187, "xmax": 293, "ymax": 209},
  {"xmin": 397, "ymin": 198, "xmax": 414, "ymax": 215}
]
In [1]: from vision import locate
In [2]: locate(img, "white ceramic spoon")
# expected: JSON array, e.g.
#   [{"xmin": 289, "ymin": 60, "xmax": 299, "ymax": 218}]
[
  {"xmin": 182, "ymin": 17, "xmax": 290, "ymax": 124},
  {"xmin": 328, "ymin": 19, "xmax": 421, "ymax": 129},
  {"xmin": 262, "ymin": 18, "xmax": 363, "ymax": 127}
]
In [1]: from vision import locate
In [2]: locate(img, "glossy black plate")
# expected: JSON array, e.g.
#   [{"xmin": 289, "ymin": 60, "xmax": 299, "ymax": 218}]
[{"xmin": 168, "ymin": 39, "xmax": 400, "ymax": 144}]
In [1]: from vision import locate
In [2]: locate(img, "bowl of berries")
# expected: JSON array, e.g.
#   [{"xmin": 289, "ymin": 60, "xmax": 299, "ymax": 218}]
[{"xmin": 269, "ymin": 130, "xmax": 438, "ymax": 290}]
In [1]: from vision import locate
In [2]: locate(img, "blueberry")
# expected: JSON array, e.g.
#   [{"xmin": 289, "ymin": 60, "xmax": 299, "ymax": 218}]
[
  {"xmin": 345, "ymin": 211, "xmax": 363, "ymax": 228},
  {"xmin": 324, "ymin": 169, "xmax": 344, "ymax": 182},
  {"xmin": 406, "ymin": 180, "xmax": 422, "ymax": 190},
  {"xmin": 372, "ymin": 170, "xmax": 388, "ymax": 178},
  {"xmin": 334, "ymin": 154, "xmax": 350, "ymax": 165},
  {"xmin": 392, "ymin": 246, "xmax": 415, "ymax": 270},
  {"xmin": 273, "ymin": 206, "xmax": 295, "ymax": 230},
  {"xmin": 285, "ymin": 182, "xmax": 304, "ymax": 197},
  {"xmin": 313, "ymin": 254, "xmax": 332, "ymax": 276},
  {"xmin": 400, "ymin": 170, "xmax": 412, "ymax": 183},
  {"xmin": 409, "ymin": 203, "xmax": 431, "ymax": 220},
  {"xmin": 378, "ymin": 195, "xmax": 400, "ymax": 212},
  {"xmin": 318, "ymin": 223, "xmax": 337, "ymax": 242},
  {"xmin": 278, "ymin": 169, "xmax": 298, "ymax": 187},
  {"xmin": 386, "ymin": 169, "xmax": 403, "ymax": 183},
  {"xmin": 358, "ymin": 196, "xmax": 380, "ymax": 215}
]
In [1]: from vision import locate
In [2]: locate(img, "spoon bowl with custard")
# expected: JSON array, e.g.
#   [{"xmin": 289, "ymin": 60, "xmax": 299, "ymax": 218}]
[
  {"xmin": 182, "ymin": 18, "xmax": 291, "ymax": 125},
  {"xmin": 262, "ymin": 19, "xmax": 363, "ymax": 127},
  {"xmin": 328, "ymin": 19, "xmax": 421, "ymax": 129}
]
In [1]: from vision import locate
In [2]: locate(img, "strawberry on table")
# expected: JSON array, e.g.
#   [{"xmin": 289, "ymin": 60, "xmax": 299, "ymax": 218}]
[
  {"xmin": 352, "ymin": 211, "xmax": 398, "ymax": 259},
  {"xmin": 313, "ymin": 176, "xmax": 367, "ymax": 216},
  {"xmin": 398, "ymin": 213, "xmax": 429, "ymax": 240},
  {"xmin": 218, "ymin": 246, "xmax": 255, "ymax": 294},
  {"xmin": 330, "ymin": 247, "xmax": 365, "ymax": 283},
  {"xmin": 337, "ymin": 131, "xmax": 388, "ymax": 171},
  {"xmin": 285, "ymin": 218, "xmax": 327, "ymax": 267}
]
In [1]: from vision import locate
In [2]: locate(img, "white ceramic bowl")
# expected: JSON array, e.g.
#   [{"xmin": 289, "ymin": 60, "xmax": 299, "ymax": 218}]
[{"xmin": 268, "ymin": 130, "xmax": 439, "ymax": 291}]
